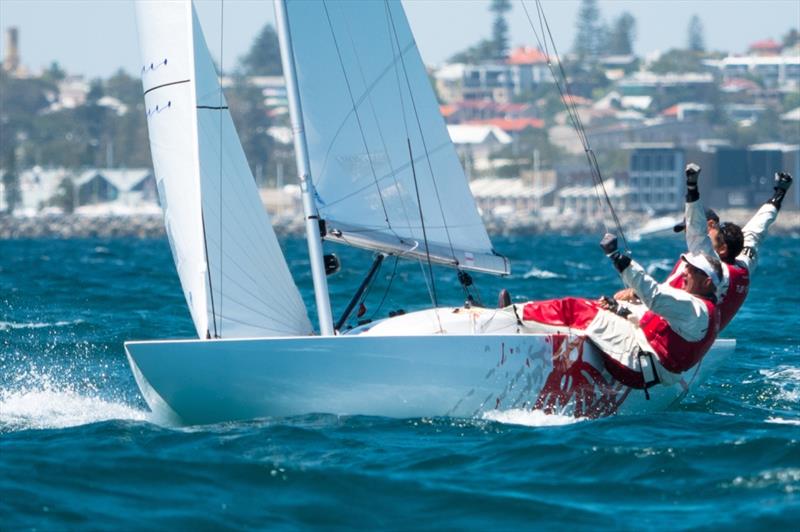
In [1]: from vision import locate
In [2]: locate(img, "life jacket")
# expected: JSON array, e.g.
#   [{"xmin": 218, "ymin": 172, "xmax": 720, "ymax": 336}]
[
  {"xmin": 668, "ymin": 259, "xmax": 748, "ymax": 330},
  {"xmin": 718, "ymin": 263, "xmax": 749, "ymax": 329},
  {"xmin": 639, "ymin": 297, "xmax": 720, "ymax": 374}
]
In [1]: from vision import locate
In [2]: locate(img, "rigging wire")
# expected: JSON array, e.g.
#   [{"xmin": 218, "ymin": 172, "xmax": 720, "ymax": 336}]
[
  {"xmin": 321, "ymin": 0, "xmax": 398, "ymax": 239},
  {"xmin": 520, "ymin": 0, "xmax": 630, "ymax": 250},
  {"xmin": 217, "ymin": 0, "xmax": 225, "ymax": 337},
  {"xmin": 384, "ymin": 0, "xmax": 440, "ymax": 312},
  {"xmin": 384, "ymin": 2, "xmax": 460, "ymax": 266},
  {"xmin": 407, "ymin": 139, "xmax": 438, "ymax": 308},
  {"xmin": 368, "ymin": 255, "xmax": 399, "ymax": 321}
]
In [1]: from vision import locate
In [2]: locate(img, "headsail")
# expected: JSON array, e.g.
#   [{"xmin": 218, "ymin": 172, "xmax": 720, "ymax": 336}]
[
  {"xmin": 284, "ymin": 0, "xmax": 509, "ymax": 275},
  {"xmin": 136, "ymin": 0, "xmax": 312, "ymax": 338}
]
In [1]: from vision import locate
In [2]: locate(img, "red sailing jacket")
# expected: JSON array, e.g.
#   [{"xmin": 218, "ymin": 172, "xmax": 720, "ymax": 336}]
[
  {"xmin": 639, "ymin": 297, "xmax": 720, "ymax": 374},
  {"xmin": 668, "ymin": 259, "xmax": 749, "ymax": 330}
]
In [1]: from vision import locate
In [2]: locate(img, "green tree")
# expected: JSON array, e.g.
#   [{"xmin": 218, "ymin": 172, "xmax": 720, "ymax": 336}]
[
  {"xmin": 239, "ymin": 24, "xmax": 282, "ymax": 76},
  {"xmin": 606, "ymin": 12, "xmax": 636, "ymax": 55},
  {"xmin": 573, "ymin": 0, "xmax": 605, "ymax": 62},
  {"xmin": 105, "ymin": 69, "xmax": 142, "ymax": 105},
  {"xmin": 782, "ymin": 28, "xmax": 799, "ymax": 48},
  {"xmin": 649, "ymin": 49, "xmax": 704, "ymax": 74},
  {"xmin": 490, "ymin": 0, "xmax": 512, "ymax": 59},
  {"xmin": 50, "ymin": 177, "xmax": 76, "ymax": 214},
  {"xmin": 687, "ymin": 15, "xmax": 705, "ymax": 53},
  {"xmin": 42, "ymin": 61, "xmax": 66, "ymax": 84},
  {"xmin": 1, "ymin": 149, "xmax": 20, "ymax": 214},
  {"xmin": 226, "ymin": 76, "xmax": 275, "ymax": 181}
]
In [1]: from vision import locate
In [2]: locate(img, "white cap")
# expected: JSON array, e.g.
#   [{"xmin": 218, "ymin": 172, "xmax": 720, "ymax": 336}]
[{"xmin": 681, "ymin": 251, "xmax": 722, "ymax": 288}]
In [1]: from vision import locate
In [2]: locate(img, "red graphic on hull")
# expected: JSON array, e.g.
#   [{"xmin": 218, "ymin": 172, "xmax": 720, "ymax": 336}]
[{"xmin": 534, "ymin": 335, "xmax": 631, "ymax": 418}]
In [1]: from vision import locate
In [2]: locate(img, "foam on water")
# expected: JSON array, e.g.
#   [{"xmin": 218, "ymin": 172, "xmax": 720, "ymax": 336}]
[
  {"xmin": 765, "ymin": 417, "xmax": 800, "ymax": 426},
  {"xmin": 760, "ymin": 365, "xmax": 800, "ymax": 402},
  {"xmin": 645, "ymin": 258, "xmax": 674, "ymax": 276},
  {"xmin": 522, "ymin": 267, "xmax": 565, "ymax": 280},
  {"xmin": 0, "ymin": 319, "xmax": 83, "ymax": 331},
  {"xmin": 482, "ymin": 408, "xmax": 585, "ymax": 427},
  {"xmin": 0, "ymin": 386, "xmax": 148, "ymax": 431}
]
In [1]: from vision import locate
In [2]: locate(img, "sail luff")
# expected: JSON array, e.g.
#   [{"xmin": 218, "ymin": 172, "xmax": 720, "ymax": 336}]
[
  {"xmin": 137, "ymin": 0, "xmax": 312, "ymax": 339},
  {"xmin": 186, "ymin": 5, "xmax": 218, "ymax": 338},
  {"xmin": 274, "ymin": 0, "xmax": 334, "ymax": 336},
  {"xmin": 284, "ymin": 0, "xmax": 509, "ymax": 276},
  {"xmin": 136, "ymin": 0, "xmax": 210, "ymax": 338}
]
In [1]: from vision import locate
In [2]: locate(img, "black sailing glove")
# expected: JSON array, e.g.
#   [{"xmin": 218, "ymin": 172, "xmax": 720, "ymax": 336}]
[
  {"xmin": 600, "ymin": 233, "xmax": 631, "ymax": 273},
  {"xmin": 767, "ymin": 172, "xmax": 793, "ymax": 210},
  {"xmin": 685, "ymin": 163, "xmax": 701, "ymax": 203}
]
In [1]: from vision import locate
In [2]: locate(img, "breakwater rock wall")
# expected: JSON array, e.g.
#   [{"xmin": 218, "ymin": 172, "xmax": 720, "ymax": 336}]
[{"xmin": 1, "ymin": 209, "xmax": 798, "ymax": 239}]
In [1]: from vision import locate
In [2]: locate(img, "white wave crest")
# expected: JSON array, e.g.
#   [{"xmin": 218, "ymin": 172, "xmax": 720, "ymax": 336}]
[
  {"xmin": 646, "ymin": 259, "xmax": 674, "ymax": 276},
  {"xmin": 759, "ymin": 365, "xmax": 800, "ymax": 403},
  {"xmin": 482, "ymin": 408, "xmax": 585, "ymax": 427},
  {"xmin": 523, "ymin": 268, "xmax": 565, "ymax": 280},
  {"xmin": 0, "ymin": 319, "xmax": 83, "ymax": 331},
  {"xmin": 766, "ymin": 417, "xmax": 800, "ymax": 426},
  {"xmin": 0, "ymin": 388, "xmax": 148, "ymax": 431}
]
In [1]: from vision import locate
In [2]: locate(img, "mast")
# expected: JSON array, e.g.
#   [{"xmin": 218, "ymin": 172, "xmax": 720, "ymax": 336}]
[{"xmin": 273, "ymin": 0, "xmax": 334, "ymax": 336}]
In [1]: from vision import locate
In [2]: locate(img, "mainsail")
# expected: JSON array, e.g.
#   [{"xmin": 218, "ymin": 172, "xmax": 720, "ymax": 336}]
[
  {"xmin": 284, "ymin": 0, "xmax": 509, "ymax": 275},
  {"xmin": 136, "ymin": 1, "xmax": 312, "ymax": 338}
]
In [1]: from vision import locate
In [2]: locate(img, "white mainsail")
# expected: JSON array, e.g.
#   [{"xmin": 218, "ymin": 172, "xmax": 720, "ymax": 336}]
[
  {"xmin": 284, "ymin": 0, "xmax": 509, "ymax": 275},
  {"xmin": 136, "ymin": 1, "xmax": 312, "ymax": 338}
]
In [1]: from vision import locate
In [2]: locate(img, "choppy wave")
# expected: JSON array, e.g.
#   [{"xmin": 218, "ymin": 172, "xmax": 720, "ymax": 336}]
[
  {"xmin": 760, "ymin": 365, "xmax": 800, "ymax": 402},
  {"xmin": 645, "ymin": 258, "xmax": 674, "ymax": 276},
  {"xmin": 482, "ymin": 408, "xmax": 585, "ymax": 427},
  {"xmin": 0, "ymin": 319, "xmax": 83, "ymax": 331},
  {"xmin": 522, "ymin": 267, "xmax": 565, "ymax": 280},
  {"xmin": 766, "ymin": 416, "xmax": 800, "ymax": 426},
  {"xmin": 0, "ymin": 387, "xmax": 147, "ymax": 432},
  {"xmin": 1, "ymin": 236, "xmax": 799, "ymax": 528}
]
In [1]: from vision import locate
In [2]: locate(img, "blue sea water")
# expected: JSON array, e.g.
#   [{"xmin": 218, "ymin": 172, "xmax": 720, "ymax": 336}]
[{"xmin": 1, "ymin": 234, "xmax": 798, "ymax": 529}]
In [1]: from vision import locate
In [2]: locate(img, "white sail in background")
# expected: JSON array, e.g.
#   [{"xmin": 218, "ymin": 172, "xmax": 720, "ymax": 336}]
[
  {"xmin": 136, "ymin": 0, "xmax": 312, "ymax": 338},
  {"xmin": 284, "ymin": 0, "xmax": 509, "ymax": 275}
]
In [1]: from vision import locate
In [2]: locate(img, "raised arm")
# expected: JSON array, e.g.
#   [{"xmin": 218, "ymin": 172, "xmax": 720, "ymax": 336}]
[
  {"xmin": 738, "ymin": 172, "xmax": 793, "ymax": 274},
  {"xmin": 684, "ymin": 163, "xmax": 716, "ymax": 255},
  {"xmin": 600, "ymin": 234, "xmax": 709, "ymax": 341}
]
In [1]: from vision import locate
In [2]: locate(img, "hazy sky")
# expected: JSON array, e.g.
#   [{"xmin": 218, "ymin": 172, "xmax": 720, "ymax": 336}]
[{"xmin": 1, "ymin": 0, "xmax": 798, "ymax": 79}]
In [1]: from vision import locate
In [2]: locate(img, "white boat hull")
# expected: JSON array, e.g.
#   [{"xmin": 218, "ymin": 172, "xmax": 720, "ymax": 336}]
[{"xmin": 125, "ymin": 308, "xmax": 735, "ymax": 425}]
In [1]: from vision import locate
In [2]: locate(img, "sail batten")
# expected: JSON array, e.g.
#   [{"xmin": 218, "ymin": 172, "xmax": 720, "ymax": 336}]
[
  {"xmin": 286, "ymin": 0, "xmax": 509, "ymax": 276},
  {"xmin": 136, "ymin": 0, "xmax": 312, "ymax": 338}
]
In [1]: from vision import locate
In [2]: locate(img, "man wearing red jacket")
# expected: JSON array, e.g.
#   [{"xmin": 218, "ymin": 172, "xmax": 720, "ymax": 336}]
[
  {"xmin": 665, "ymin": 165, "xmax": 792, "ymax": 329},
  {"xmin": 522, "ymin": 234, "xmax": 723, "ymax": 390}
]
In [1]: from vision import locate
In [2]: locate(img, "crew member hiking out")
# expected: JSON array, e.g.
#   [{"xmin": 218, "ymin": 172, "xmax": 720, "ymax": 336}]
[
  {"xmin": 521, "ymin": 234, "xmax": 722, "ymax": 391},
  {"xmin": 662, "ymin": 164, "xmax": 793, "ymax": 330}
]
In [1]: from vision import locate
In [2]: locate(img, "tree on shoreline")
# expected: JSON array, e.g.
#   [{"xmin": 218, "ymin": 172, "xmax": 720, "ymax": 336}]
[
  {"xmin": 449, "ymin": 1, "xmax": 514, "ymax": 63},
  {"xmin": 239, "ymin": 24, "xmax": 282, "ymax": 76},
  {"xmin": 573, "ymin": 0, "xmax": 605, "ymax": 63},
  {"xmin": 606, "ymin": 12, "xmax": 636, "ymax": 55},
  {"xmin": 687, "ymin": 15, "xmax": 705, "ymax": 53},
  {"xmin": 490, "ymin": 0, "xmax": 512, "ymax": 59}
]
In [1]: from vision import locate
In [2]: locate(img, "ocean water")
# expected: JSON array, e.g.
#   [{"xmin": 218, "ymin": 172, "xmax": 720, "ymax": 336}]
[{"xmin": 1, "ymin": 234, "xmax": 798, "ymax": 529}]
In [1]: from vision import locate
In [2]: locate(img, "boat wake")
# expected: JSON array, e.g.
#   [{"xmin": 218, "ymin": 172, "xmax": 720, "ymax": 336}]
[
  {"xmin": 481, "ymin": 408, "xmax": 585, "ymax": 427},
  {"xmin": 0, "ymin": 386, "xmax": 148, "ymax": 432}
]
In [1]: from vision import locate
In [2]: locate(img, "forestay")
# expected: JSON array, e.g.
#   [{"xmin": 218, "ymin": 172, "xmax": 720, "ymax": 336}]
[
  {"xmin": 284, "ymin": 0, "xmax": 509, "ymax": 275},
  {"xmin": 136, "ymin": 1, "xmax": 312, "ymax": 338}
]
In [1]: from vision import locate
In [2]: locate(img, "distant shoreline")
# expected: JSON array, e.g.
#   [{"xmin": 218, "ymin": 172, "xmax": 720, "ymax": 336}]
[{"xmin": 1, "ymin": 210, "xmax": 798, "ymax": 239}]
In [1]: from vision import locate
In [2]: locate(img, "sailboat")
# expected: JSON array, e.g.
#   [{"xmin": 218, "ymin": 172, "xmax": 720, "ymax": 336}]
[{"xmin": 125, "ymin": 0, "xmax": 735, "ymax": 425}]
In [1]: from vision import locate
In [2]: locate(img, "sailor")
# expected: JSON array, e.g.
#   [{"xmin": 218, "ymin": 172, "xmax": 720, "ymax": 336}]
[
  {"xmin": 661, "ymin": 164, "xmax": 793, "ymax": 330},
  {"xmin": 521, "ymin": 237, "xmax": 723, "ymax": 390}
]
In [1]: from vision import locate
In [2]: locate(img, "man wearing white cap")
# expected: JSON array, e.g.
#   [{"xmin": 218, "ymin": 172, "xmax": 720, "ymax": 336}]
[{"xmin": 522, "ymin": 237, "xmax": 723, "ymax": 391}]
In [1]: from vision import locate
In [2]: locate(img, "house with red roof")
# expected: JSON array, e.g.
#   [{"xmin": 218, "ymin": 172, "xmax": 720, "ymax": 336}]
[{"xmin": 748, "ymin": 39, "xmax": 782, "ymax": 57}]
